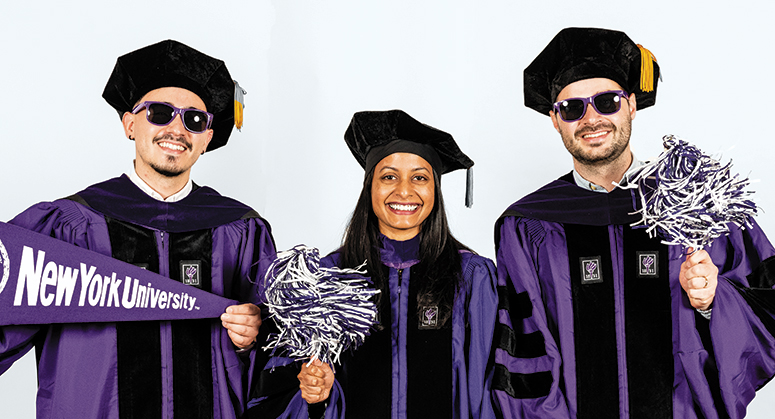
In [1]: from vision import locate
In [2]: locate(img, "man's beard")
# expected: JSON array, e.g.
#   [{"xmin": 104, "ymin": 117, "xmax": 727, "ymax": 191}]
[
  {"xmin": 150, "ymin": 158, "xmax": 185, "ymax": 177},
  {"xmin": 560, "ymin": 117, "xmax": 632, "ymax": 167},
  {"xmin": 150, "ymin": 134, "xmax": 192, "ymax": 178}
]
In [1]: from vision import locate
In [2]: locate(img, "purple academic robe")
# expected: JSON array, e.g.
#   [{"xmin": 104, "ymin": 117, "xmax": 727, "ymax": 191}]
[
  {"xmin": 247, "ymin": 234, "xmax": 498, "ymax": 419},
  {"xmin": 492, "ymin": 175, "xmax": 775, "ymax": 419},
  {"xmin": 0, "ymin": 175, "xmax": 276, "ymax": 419}
]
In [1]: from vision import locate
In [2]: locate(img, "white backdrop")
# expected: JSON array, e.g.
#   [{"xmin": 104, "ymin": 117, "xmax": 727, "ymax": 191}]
[{"xmin": 1, "ymin": 1, "xmax": 774, "ymax": 417}]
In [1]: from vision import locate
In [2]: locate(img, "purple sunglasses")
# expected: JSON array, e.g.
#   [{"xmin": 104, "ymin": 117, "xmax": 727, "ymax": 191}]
[
  {"xmin": 552, "ymin": 90, "xmax": 629, "ymax": 122},
  {"xmin": 131, "ymin": 101, "xmax": 214, "ymax": 134}
]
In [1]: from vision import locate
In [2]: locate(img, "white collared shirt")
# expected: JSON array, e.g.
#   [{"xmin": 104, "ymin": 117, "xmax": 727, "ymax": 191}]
[
  {"xmin": 572, "ymin": 154, "xmax": 645, "ymax": 193},
  {"xmin": 127, "ymin": 163, "xmax": 193, "ymax": 202}
]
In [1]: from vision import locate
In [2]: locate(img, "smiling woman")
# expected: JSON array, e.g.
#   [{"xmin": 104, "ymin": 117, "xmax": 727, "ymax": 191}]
[
  {"xmin": 328, "ymin": 110, "xmax": 498, "ymax": 419},
  {"xmin": 245, "ymin": 110, "xmax": 499, "ymax": 419}
]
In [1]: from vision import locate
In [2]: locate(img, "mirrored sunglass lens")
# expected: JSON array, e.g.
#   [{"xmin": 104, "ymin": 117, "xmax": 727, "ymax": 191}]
[
  {"xmin": 560, "ymin": 99, "xmax": 585, "ymax": 121},
  {"xmin": 593, "ymin": 93, "xmax": 621, "ymax": 114},
  {"xmin": 183, "ymin": 111, "xmax": 208, "ymax": 132},
  {"xmin": 147, "ymin": 103, "xmax": 175, "ymax": 125}
]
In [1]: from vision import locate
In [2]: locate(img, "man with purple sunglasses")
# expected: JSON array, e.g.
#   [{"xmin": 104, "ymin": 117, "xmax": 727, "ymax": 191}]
[
  {"xmin": 0, "ymin": 40, "xmax": 276, "ymax": 418},
  {"xmin": 492, "ymin": 27, "xmax": 775, "ymax": 418}
]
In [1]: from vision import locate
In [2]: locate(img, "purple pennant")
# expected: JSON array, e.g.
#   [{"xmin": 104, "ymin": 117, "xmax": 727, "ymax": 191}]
[{"xmin": 0, "ymin": 221, "xmax": 236, "ymax": 325}]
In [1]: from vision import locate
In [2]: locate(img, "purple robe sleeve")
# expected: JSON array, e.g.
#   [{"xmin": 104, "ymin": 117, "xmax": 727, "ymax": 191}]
[
  {"xmin": 0, "ymin": 324, "xmax": 37, "ymax": 376},
  {"xmin": 493, "ymin": 217, "xmax": 569, "ymax": 418},
  {"xmin": 695, "ymin": 221, "xmax": 775, "ymax": 418},
  {"xmin": 275, "ymin": 385, "xmax": 344, "ymax": 419},
  {"xmin": 218, "ymin": 216, "xmax": 277, "ymax": 413},
  {"xmin": 455, "ymin": 253, "xmax": 499, "ymax": 419}
]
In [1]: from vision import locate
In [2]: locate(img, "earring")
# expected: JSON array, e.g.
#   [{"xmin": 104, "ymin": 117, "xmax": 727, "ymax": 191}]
[{"xmin": 129, "ymin": 136, "xmax": 135, "ymax": 141}]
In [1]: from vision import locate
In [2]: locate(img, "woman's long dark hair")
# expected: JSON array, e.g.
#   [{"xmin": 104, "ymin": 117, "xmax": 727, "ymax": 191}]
[{"xmin": 339, "ymin": 166, "xmax": 470, "ymax": 327}]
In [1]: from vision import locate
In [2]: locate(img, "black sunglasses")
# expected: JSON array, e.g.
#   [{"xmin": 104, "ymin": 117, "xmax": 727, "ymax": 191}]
[
  {"xmin": 131, "ymin": 101, "xmax": 214, "ymax": 134},
  {"xmin": 552, "ymin": 90, "xmax": 629, "ymax": 122}
]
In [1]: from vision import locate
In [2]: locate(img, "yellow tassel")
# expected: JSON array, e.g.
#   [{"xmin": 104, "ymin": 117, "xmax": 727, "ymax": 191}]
[
  {"xmin": 637, "ymin": 44, "xmax": 657, "ymax": 93},
  {"xmin": 233, "ymin": 80, "xmax": 247, "ymax": 130},
  {"xmin": 234, "ymin": 100, "xmax": 243, "ymax": 130}
]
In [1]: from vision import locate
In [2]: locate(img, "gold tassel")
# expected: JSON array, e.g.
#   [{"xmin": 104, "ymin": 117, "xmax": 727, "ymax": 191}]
[
  {"xmin": 637, "ymin": 44, "xmax": 657, "ymax": 93},
  {"xmin": 234, "ymin": 80, "xmax": 247, "ymax": 130}
]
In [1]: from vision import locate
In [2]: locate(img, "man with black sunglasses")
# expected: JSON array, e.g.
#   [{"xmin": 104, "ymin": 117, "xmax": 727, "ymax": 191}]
[
  {"xmin": 492, "ymin": 27, "xmax": 775, "ymax": 418},
  {"xmin": 1, "ymin": 40, "xmax": 275, "ymax": 418}
]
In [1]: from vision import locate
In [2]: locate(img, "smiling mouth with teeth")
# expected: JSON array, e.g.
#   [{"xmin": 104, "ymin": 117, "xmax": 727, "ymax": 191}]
[
  {"xmin": 159, "ymin": 141, "xmax": 186, "ymax": 151},
  {"xmin": 582, "ymin": 131, "xmax": 609, "ymax": 139},
  {"xmin": 388, "ymin": 203, "xmax": 419, "ymax": 211}
]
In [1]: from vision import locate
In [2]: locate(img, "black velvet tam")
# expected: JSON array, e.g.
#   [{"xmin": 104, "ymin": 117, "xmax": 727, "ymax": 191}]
[
  {"xmin": 344, "ymin": 110, "xmax": 473, "ymax": 175},
  {"xmin": 524, "ymin": 27, "xmax": 660, "ymax": 115},
  {"xmin": 102, "ymin": 40, "xmax": 236, "ymax": 152}
]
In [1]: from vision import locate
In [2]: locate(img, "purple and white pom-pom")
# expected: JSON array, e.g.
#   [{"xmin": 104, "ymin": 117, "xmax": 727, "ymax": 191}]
[
  {"xmin": 262, "ymin": 245, "xmax": 379, "ymax": 366},
  {"xmin": 618, "ymin": 135, "xmax": 757, "ymax": 250}
]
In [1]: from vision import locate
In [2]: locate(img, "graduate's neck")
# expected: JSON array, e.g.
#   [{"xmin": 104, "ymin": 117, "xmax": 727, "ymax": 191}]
[
  {"xmin": 573, "ymin": 150, "xmax": 633, "ymax": 192},
  {"xmin": 133, "ymin": 161, "xmax": 191, "ymax": 199}
]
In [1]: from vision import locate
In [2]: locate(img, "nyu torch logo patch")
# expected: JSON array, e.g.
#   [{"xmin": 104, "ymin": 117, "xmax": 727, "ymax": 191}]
[
  {"xmin": 0, "ymin": 238, "xmax": 10, "ymax": 296},
  {"xmin": 419, "ymin": 305, "xmax": 439, "ymax": 329},
  {"xmin": 580, "ymin": 257, "xmax": 603, "ymax": 284},
  {"xmin": 637, "ymin": 252, "xmax": 659, "ymax": 278},
  {"xmin": 180, "ymin": 261, "xmax": 201, "ymax": 287}
]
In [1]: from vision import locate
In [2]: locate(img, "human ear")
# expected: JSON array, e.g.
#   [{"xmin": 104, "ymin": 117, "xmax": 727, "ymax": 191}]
[
  {"xmin": 122, "ymin": 112, "xmax": 135, "ymax": 140},
  {"xmin": 549, "ymin": 110, "xmax": 561, "ymax": 133},
  {"xmin": 201, "ymin": 129, "xmax": 214, "ymax": 154}
]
